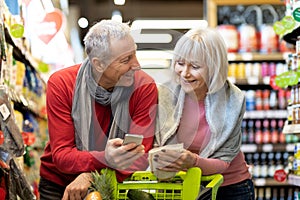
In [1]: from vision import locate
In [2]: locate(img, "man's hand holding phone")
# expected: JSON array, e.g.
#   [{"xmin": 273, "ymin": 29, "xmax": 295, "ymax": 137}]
[
  {"xmin": 105, "ymin": 136, "xmax": 145, "ymax": 170},
  {"xmin": 122, "ymin": 134, "xmax": 144, "ymax": 146}
]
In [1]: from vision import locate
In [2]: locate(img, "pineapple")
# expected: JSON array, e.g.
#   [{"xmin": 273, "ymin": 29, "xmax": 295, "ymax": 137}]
[{"xmin": 89, "ymin": 168, "xmax": 115, "ymax": 200}]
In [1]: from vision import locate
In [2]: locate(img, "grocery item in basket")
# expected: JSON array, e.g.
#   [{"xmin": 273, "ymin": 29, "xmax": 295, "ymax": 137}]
[
  {"xmin": 148, "ymin": 143, "xmax": 184, "ymax": 180},
  {"xmin": 127, "ymin": 189, "xmax": 155, "ymax": 200}
]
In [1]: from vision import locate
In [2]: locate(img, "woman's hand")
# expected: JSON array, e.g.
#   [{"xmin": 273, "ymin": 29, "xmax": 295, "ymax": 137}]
[
  {"xmin": 153, "ymin": 149, "xmax": 197, "ymax": 172},
  {"xmin": 62, "ymin": 172, "xmax": 92, "ymax": 200},
  {"xmin": 105, "ymin": 138, "xmax": 145, "ymax": 170}
]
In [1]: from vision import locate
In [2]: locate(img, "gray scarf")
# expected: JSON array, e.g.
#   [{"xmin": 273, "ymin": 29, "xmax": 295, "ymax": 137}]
[{"xmin": 72, "ymin": 58, "xmax": 133, "ymax": 151}]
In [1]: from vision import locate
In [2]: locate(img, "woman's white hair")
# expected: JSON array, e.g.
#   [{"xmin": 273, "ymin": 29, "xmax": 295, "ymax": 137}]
[
  {"xmin": 171, "ymin": 27, "xmax": 228, "ymax": 94},
  {"xmin": 83, "ymin": 20, "xmax": 131, "ymax": 66}
]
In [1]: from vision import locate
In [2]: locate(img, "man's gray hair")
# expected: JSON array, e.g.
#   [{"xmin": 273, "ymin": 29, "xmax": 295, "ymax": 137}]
[{"xmin": 83, "ymin": 20, "xmax": 131, "ymax": 66}]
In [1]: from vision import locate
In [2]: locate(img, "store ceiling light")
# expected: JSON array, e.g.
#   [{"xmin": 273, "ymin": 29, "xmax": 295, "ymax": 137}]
[
  {"xmin": 114, "ymin": 0, "xmax": 125, "ymax": 6},
  {"xmin": 131, "ymin": 32, "xmax": 172, "ymax": 43},
  {"xmin": 111, "ymin": 10, "xmax": 122, "ymax": 22},
  {"xmin": 78, "ymin": 17, "xmax": 89, "ymax": 28},
  {"xmin": 131, "ymin": 19, "xmax": 208, "ymax": 30}
]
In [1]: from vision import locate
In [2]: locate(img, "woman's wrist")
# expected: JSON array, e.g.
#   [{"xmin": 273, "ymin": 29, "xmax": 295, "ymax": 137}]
[{"xmin": 192, "ymin": 153, "xmax": 198, "ymax": 167}]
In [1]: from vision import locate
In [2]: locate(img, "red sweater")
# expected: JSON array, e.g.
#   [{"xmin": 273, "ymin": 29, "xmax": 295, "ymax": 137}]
[{"xmin": 40, "ymin": 64, "xmax": 158, "ymax": 187}]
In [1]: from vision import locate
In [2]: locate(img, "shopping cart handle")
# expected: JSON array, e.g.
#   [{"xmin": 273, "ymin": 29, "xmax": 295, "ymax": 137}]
[{"xmin": 200, "ymin": 174, "xmax": 223, "ymax": 200}]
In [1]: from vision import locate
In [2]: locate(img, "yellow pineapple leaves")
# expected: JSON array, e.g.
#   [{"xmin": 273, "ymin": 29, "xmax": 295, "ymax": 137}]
[{"xmin": 86, "ymin": 191, "xmax": 103, "ymax": 200}]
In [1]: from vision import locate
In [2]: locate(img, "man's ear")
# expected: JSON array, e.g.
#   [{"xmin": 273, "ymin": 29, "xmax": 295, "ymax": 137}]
[{"xmin": 91, "ymin": 57, "xmax": 104, "ymax": 73}]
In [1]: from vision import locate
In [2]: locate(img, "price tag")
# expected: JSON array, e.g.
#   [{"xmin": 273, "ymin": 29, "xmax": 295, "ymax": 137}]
[
  {"xmin": 255, "ymin": 178, "xmax": 266, "ymax": 186},
  {"xmin": 247, "ymin": 77, "xmax": 259, "ymax": 85},
  {"xmin": 0, "ymin": 104, "xmax": 10, "ymax": 121},
  {"xmin": 227, "ymin": 53, "xmax": 236, "ymax": 61},
  {"xmin": 262, "ymin": 144, "xmax": 273, "ymax": 152},
  {"xmin": 241, "ymin": 53, "xmax": 253, "ymax": 61},
  {"xmin": 286, "ymin": 143, "xmax": 295, "ymax": 152},
  {"xmin": 241, "ymin": 144, "xmax": 257, "ymax": 152}
]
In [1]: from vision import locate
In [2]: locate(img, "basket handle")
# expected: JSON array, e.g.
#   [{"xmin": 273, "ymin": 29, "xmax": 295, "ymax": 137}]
[{"xmin": 201, "ymin": 174, "xmax": 224, "ymax": 200}]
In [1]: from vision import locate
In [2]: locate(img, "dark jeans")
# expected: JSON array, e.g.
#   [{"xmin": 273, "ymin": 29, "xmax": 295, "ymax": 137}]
[
  {"xmin": 39, "ymin": 177, "xmax": 66, "ymax": 200},
  {"xmin": 216, "ymin": 179, "xmax": 255, "ymax": 200}
]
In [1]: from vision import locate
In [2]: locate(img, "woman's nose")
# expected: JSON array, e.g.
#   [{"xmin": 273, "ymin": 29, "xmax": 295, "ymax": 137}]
[{"xmin": 181, "ymin": 65, "xmax": 190, "ymax": 77}]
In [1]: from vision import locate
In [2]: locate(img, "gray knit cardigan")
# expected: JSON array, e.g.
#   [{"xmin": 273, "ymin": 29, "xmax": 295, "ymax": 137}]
[{"xmin": 154, "ymin": 80, "xmax": 246, "ymax": 163}]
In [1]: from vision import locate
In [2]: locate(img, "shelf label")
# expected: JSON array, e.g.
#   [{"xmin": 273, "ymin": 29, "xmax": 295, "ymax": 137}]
[
  {"xmin": 286, "ymin": 144, "xmax": 295, "ymax": 152},
  {"xmin": 247, "ymin": 77, "xmax": 259, "ymax": 85},
  {"xmin": 288, "ymin": 174, "xmax": 300, "ymax": 187},
  {"xmin": 255, "ymin": 178, "xmax": 266, "ymax": 186},
  {"xmin": 241, "ymin": 53, "xmax": 253, "ymax": 61},
  {"xmin": 241, "ymin": 144, "xmax": 257, "ymax": 152},
  {"xmin": 227, "ymin": 53, "xmax": 236, "ymax": 61},
  {"xmin": 262, "ymin": 144, "xmax": 273, "ymax": 152}
]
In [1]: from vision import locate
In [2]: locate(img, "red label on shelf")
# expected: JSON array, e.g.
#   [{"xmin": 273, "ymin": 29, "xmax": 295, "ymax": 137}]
[{"xmin": 274, "ymin": 169, "xmax": 287, "ymax": 182}]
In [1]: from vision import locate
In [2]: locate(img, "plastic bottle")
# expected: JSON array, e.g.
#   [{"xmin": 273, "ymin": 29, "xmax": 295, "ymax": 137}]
[
  {"xmin": 255, "ymin": 120, "xmax": 263, "ymax": 144},
  {"xmin": 247, "ymin": 120, "xmax": 255, "ymax": 144},
  {"xmin": 270, "ymin": 119, "xmax": 279, "ymax": 144}
]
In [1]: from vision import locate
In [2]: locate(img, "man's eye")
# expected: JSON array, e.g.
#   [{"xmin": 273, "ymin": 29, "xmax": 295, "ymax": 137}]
[{"xmin": 121, "ymin": 56, "xmax": 131, "ymax": 64}]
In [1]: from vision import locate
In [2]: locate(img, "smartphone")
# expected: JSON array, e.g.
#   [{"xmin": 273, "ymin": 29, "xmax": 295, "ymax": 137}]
[{"xmin": 122, "ymin": 134, "xmax": 144, "ymax": 145}]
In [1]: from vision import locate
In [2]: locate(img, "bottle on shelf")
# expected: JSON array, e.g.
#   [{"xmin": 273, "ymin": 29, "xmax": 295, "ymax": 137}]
[
  {"xmin": 242, "ymin": 120, "xmax": 248, "ymax": 144},
  {"xmin": 262, "ymin": 119, "xmax": 271, "ymax": 144},
  {"xmin": 255, "ymin": 90, "xmax": 263, "ymax": 111},
  {"xmin": 255, "ymin": 120, "xmax": 263, "ymax": 145},
  {"xmin": 268, "ymin": 152, "xmax": 276, "ymax": 178},
  {"xmin": 253, "ymin": 153, "xmax": 261, "ymax": 179},
  {"xmin": 270, "ymin": 119, "xmax": 279, "ymax": 144},
  {"xmin": 275, "ymin": 152, "xmax": 284, "ymax": 171},
  {"xmin": 263, "ymin": 90, "xmax": 271, "ymax": 110},
  {"xmin": 248, "ymin": 120, "xmax": 255, "ymax": 144},
  {"xmin": 260, "ymin": 153, "xmax": 268, "ymax": 178},
  {"xmin": 278, "ymin": 119, "xmax": 286, "ymax": 143},
  {"xmin": 269, "ymin": 90, "xmax": 278, "ymax": 110}
]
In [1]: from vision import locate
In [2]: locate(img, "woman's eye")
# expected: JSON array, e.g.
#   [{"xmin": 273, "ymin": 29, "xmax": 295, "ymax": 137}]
[
  {"xmin": 192, "ymin": 65, "xmax": 200, "ymax": 69},
  {"xmin": 176, "ymin": 61, "xmax": 185, "ymax": 66}
]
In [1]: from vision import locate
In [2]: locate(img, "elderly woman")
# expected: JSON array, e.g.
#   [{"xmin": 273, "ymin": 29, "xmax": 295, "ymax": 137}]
[{"xmin": 153, "ymin": 27, "xmax": 254, "ymax": 200}]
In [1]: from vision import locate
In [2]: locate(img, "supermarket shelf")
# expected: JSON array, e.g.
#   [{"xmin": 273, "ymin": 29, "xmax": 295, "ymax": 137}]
[
  {"xmin": 241, "ymin": 143, "xmax": 294, "ymax": 153},
  {"xmin": 244, "ymin": 110, "xmax": 287, "ymax": 119},
  {"xmin": 227, "ymin": 52, "xmax": 286, "ymax": 62},
  {"xmin": 288, "ymin": 174, "xmax": 300, "ymax": 187},
  {"xmin": 254, "ymin": 178, "xmax": 291, "ymax": 187},
  {"xmin": 228, "ymin": 76, "xmax": 271, "ymax": 85}
]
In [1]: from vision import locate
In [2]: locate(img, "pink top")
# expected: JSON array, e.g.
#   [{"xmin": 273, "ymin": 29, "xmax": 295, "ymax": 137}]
[{"xmin": 177, "ymin": 95, "xmax": 251, "ymax": 186}]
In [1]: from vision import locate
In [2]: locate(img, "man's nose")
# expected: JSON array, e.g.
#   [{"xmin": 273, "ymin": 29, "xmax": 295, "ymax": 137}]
[{"xmin": 130, "ymin": 55, "xmax": 141, "ymax": 70}]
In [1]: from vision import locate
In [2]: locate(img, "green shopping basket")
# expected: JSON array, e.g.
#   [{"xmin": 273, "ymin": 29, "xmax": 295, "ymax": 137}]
[{"xmin": 110, "ymin": 167, "xmax": 223, "ymax": 200}]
